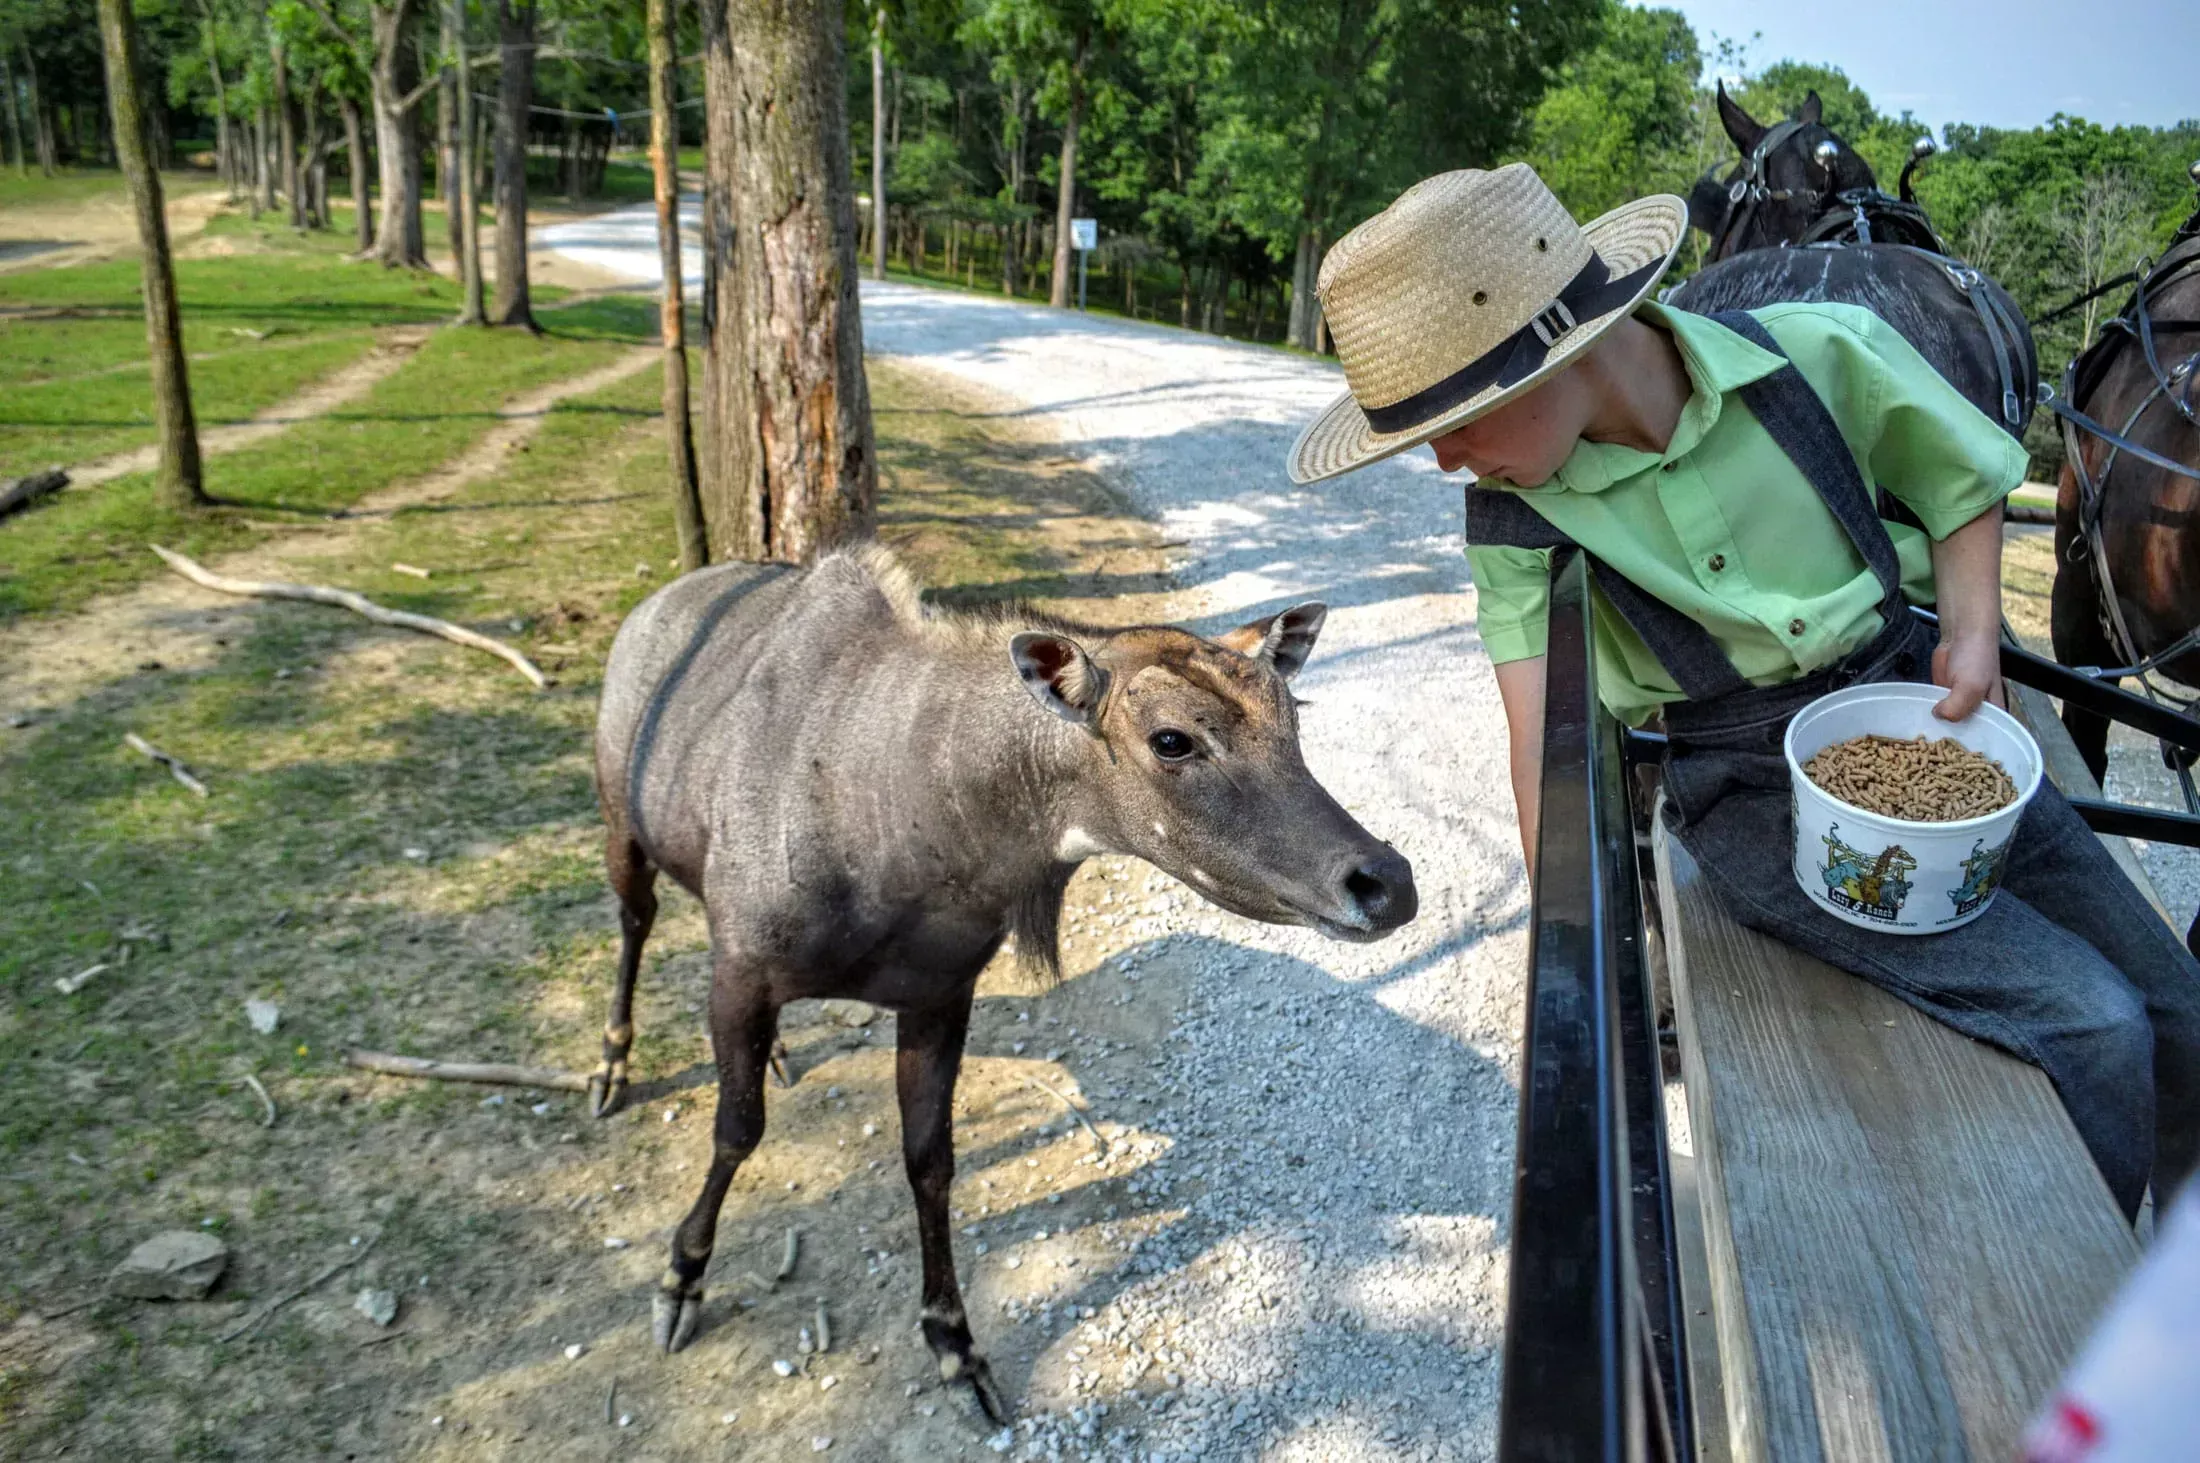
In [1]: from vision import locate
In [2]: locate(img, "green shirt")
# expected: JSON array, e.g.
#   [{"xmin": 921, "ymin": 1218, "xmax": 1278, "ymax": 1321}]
[{"xmin": 1465, "ymin": 300, "xmax": 2027, "ymax": 726}]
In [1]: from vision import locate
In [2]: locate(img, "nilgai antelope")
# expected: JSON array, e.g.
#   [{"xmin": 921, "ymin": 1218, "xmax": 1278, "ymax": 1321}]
[{"xmin": 592, "ymin": 547, "xmax": 1416, "ymax": 1419}]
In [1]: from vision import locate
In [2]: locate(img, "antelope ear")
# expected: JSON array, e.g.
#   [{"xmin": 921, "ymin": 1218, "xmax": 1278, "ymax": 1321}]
[
  {"xmin": 1797, "ymin": 89, "xmax": 1823, "ymax": 125},
  {"xmin": 1716, "ymin": 82, "xmax": 1765, "ymax": 154},
  {"xmin": 1216, "ymin": 602, "xmax": 1327, "ymax": 681},
  {"xmin": 1010, "ymin": 632, "xmax": 1107, "ymax": 726}
]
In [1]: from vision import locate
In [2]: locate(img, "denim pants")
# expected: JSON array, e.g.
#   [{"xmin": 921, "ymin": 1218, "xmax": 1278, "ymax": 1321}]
[{"xmin": 1661, "ymin": 612, "xmax": 2200, "ymax": 1218}]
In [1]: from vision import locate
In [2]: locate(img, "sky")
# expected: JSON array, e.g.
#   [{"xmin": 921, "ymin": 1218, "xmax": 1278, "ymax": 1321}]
[{"xmin": 1656, "ymin": 0, "xmax": 2199, "ymax": 133}]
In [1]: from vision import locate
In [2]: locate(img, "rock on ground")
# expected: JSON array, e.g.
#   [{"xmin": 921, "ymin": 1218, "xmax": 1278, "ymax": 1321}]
[{"xmin": 109, "ymin": 1231, "xmax": 229, "ymax": 1301}]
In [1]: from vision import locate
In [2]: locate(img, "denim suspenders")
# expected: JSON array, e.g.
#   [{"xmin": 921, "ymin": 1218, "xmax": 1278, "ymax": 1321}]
[{"xmin": 1462, "ymin": 311, "xmax": 1910, "ymax": 705}]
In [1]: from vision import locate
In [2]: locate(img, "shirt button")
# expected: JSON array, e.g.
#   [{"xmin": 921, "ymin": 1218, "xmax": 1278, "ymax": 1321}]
[
  {"xmin": 1708, "ymin": 554, "xmax": 1726, "ymax": 572},
  {"xmin": 1789, "ymin": 617, "xmax": 1807, "ymax": 636},
  {"xmin": 1661, "ymin": 461, "xmax": 1677, "ymax": 473}
]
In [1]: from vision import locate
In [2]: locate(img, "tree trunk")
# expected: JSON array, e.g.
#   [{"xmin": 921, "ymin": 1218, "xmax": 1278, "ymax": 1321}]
[
  {"xmin": 1000, "ymin": 77, "xmax": 1023, "ymax": 296},
  {"xmin": 437, "ymin": 6, "xmax": 462, "ymax": 263},
  {"xmin": 97, "ymin": 0, "xmax": 204, "ymax": 509},
  {"xmin": 0, "ymin": 49, "xmax": 25, "ymax": 177},
  {"xmin": 1047, "ymin": 28, "xmax": 1088, "ymax": 309},
  {"xmin": 302, "ymin": 98, "xmax": 327, "ymax": 227},
  {"xmin": 1287, "ymin": 227, "xmax": 1321, "ymax": 350},
  {"xmin": 697, "ymin": 0, "xmax": 875, "ymax": 563},
  {"xmin": 194, "ymin": 5, "xmax": 233, "ymax": 199},
  {"xmin": 490, "ymin": 0, "xmax": 536, "ymax": 327},
  {"xmin": 341, "ymin": 94, "xmax": 371, "ymax": 251},
  {"xmin": 869, "ymin": 4, "xmax": 884, "ymax": 282},
  {"xmin": 448, "ymin": 0, "xmax": 483, "ymax": 321},
  {"xmin": 370, "ymin": 0, "xmax": 429, "ymax": 268},
  {"xmin": 650, "ymin": 0, "xmax": 706, "ymax": 571},
  {"xmin": 254, "ymin": 102, "xmax": 274, "ymax": 212},
  {"xmin": 23, "ymin": 49, "xmax": 55, "ymax": 176},
  {"xmin": 274, "ymin": 40, "xmax": 305, "ymax": 227}
]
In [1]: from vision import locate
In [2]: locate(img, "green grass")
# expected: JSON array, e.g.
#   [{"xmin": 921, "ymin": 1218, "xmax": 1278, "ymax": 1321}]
[
  {"xmin": 0, "ymin": 209, "xmax": 484, "ymax": 478},
  {"xmin": 0, "ymin": 292, "xmax": 655, "ymax": 621},
  {"xmin": 0, "ymin": 165, "xmax": 220, "ymax": 211}
]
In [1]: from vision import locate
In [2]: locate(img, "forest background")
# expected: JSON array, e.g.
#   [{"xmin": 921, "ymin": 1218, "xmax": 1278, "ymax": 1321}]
[{"xmin": 6, "ymin": 0, "xmax": 2198, "ymax": 477}]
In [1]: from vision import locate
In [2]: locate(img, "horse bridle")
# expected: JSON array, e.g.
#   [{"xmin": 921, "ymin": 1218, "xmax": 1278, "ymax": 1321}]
[
  {"xmin": 1702, "ymin": 119, "xmax": 1811, "ymax": 262},
  {"xmin": 2046, "ymin": 205, "xmax": 2200, "ymax": 714}
]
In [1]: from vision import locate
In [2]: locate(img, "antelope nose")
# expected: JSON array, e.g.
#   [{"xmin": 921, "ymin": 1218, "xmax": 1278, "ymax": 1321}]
[{"xmin": 1341, "ymin": 847, "xmax": 1417, "ymax": 930}]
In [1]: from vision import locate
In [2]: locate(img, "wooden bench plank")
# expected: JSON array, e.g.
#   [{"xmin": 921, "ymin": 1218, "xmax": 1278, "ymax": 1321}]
[{"xmin": 1654, "ymin": 818, "xmax": 2138, "ymax": 1461}]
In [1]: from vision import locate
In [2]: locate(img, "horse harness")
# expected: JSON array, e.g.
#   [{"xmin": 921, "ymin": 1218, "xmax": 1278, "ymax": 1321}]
[
  {"xmin": 2046, "ymin": 205, "xmax": 2200, "ymax": 708},
  {"xmin": 1701, "ymin": 134, "xmax": 2030, "ymax": 435}
]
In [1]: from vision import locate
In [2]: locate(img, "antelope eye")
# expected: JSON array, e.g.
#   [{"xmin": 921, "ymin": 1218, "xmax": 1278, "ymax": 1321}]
[{"xmin": 1147, "ymin": 729, "xmax": 1197, "ymax": 762}]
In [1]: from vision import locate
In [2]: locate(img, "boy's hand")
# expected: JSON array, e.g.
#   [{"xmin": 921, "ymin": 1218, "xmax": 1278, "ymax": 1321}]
[
  {"xmin": 1926, "ymin": 502, "xmax": 2009, "ymax": 723},
  {"xmin": 1932, "ymin": 634, "xmax": 2006, "ymax": 722}
]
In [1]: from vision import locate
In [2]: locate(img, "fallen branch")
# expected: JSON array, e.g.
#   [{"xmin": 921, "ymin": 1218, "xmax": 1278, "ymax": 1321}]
[
  {"xmin": 343, "ymin": 1048, "xmax": 589, "ymax": 1092},
  {"xmin": 151, "ymin": 545, "xmax": 547, "ymax": 690},
  {"xmin": 219, "ymin": 1236, "xmax": 377, "ymax": 1343},
  {"xmin": 54, "ymin": 962, "xmax": 110, "ymax": 996},
  {"xmin": 0, "ymin": 467, "xmax": 68, "ymax": 519},
  {"xmin": 775, "ymin": 1227, "xmax": 800, "ymax": 1282},
  {"xmin": 242, "ymin": 1074, "xmax": 278, "ymax": 1128},
  {"xmin": 123, "ymin": 733, "xmax": 210, "ymax": 798},
  {"xmin": 814, "ymin": 1297, "xmax": 831, "ymax": 1354},
  {"xmin": 1025, "ymin": 1075, "xmax": 1109, "ymax": 1154},
  {"xmin": 391, "ymin": 562, "xmax": 431, "ymax": 579}
]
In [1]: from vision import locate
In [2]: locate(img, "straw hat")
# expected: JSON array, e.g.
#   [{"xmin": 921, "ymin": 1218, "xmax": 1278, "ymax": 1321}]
[{"xmin": 1287, "ymin": 165, "xmax": 1687, "ymax": 485}]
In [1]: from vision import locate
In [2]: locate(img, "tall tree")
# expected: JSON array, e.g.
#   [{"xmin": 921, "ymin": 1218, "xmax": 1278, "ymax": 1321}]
[
  {"xmin": 272, "ymin": 31, "xmax": 306, "ymax": 225},
  {"xmin": 446, "ymin": 0, "xmax": 482, "ymax": 319},
  {"xmin": 0, "ymin": 47, "xmax": 26, "ymax": 176},
  {"xmin": 869, "ymin": 0, "xmax": 885, "ymax": 281},
  {"xmin": 649, "ymin": 0, "xmax": 705, "ymax": 569},
  {"xmin": 364, "ymin": 0, "xmax": 430, "ymax": 266},
  {"xmin": 488, "ymin": 0, "xmax": 535, "ymax": 325},
  {"xmin": 695, "ymin": 0, "xmax": 875, "ymax": 562},
  {"xmin": 96, "ymin": 0, "xmax": 205, "ymax": 507},
  {"xmin": 1045, "ymin": 17, "xmax": 1087, "ymax": 307}
]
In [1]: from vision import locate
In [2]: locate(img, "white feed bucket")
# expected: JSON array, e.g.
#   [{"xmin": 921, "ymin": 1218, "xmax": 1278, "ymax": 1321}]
[{"xmin": 1783, "ymin": 682, "xmax": 2043, "ymax": 935}]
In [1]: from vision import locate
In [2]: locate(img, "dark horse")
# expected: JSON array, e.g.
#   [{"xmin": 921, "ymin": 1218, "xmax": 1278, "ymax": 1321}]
[
  {"xmin": 1667, "ymin": 87, "xmax": 2037, "ymax": 451},
  {"xmin": 2049, "ymin": 189, "xmax": 2200, "ymax": 799}
]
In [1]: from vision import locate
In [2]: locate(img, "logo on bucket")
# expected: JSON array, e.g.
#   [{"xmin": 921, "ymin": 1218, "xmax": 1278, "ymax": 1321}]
[
  {"xmin": 1819, "ymin": 824, "xmax": 1917, "ymax": 922},
  {"xmin": 1948, "ymin": 837, "xmax": 2011, "ymax": 919}
]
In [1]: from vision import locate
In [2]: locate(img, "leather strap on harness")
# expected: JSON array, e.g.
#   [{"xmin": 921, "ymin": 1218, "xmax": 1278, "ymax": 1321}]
[{"xmin": 1462, "ymin": 310, "xmax": 1907, "ymax": 706}]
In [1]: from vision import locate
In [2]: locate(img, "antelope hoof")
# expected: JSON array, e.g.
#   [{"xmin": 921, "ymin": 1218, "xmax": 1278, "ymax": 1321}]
[
  {"xmin": 652, "ymin": 1287, "xmax": 703, "ymax": 1353},
  {"xmin": 938, "ymin": 1347, "xmax": 1008, "ymax": 1426},
  {"xmin": 587, "ymin": 1063, "xmax": 628, "ymax": 1119}
]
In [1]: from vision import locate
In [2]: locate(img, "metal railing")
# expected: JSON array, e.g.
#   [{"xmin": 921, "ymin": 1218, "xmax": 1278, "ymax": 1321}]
[{"xmin": 1497, "ymin": 550, "xmax": 1689, "ymax": 1463}]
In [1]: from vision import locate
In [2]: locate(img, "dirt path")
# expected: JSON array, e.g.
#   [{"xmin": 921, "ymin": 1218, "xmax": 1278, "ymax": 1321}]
[
  {"xmin": 0, "ymin": 179, "xmax": 228, "ymax": 274},
  {"xmin": 58, "ymin": 326, "xmax": 434, "ymax": 488}
]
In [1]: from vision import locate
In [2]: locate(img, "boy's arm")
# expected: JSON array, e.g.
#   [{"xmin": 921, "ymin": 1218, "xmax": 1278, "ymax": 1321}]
[
  {"xmin": 1928, "ymin": 501, "xmax": 2007, "ymax": 721},
  {"xmin": 1496, "ymin": 655, "xmax": 1547, "ymax": 873}
]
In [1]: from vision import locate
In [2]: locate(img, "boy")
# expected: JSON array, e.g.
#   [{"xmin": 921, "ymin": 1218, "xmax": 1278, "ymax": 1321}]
[{"xmin": 1287, "ymin": 163, "xmax": 2200, "ymax": 1219}]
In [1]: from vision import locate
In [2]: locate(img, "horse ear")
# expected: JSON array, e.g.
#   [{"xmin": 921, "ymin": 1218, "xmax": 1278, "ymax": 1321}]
[
  {"xmin": 1797, "ymin": 90, "xmax": 1823, "ymax": 125},
  {"xmin": 1716, "ymin": 82, "xmax": 1765, "ymax": 155},
  {"xmin": 1687, "ymin": 169, "xmax": 1730, "ymax": 235}
]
